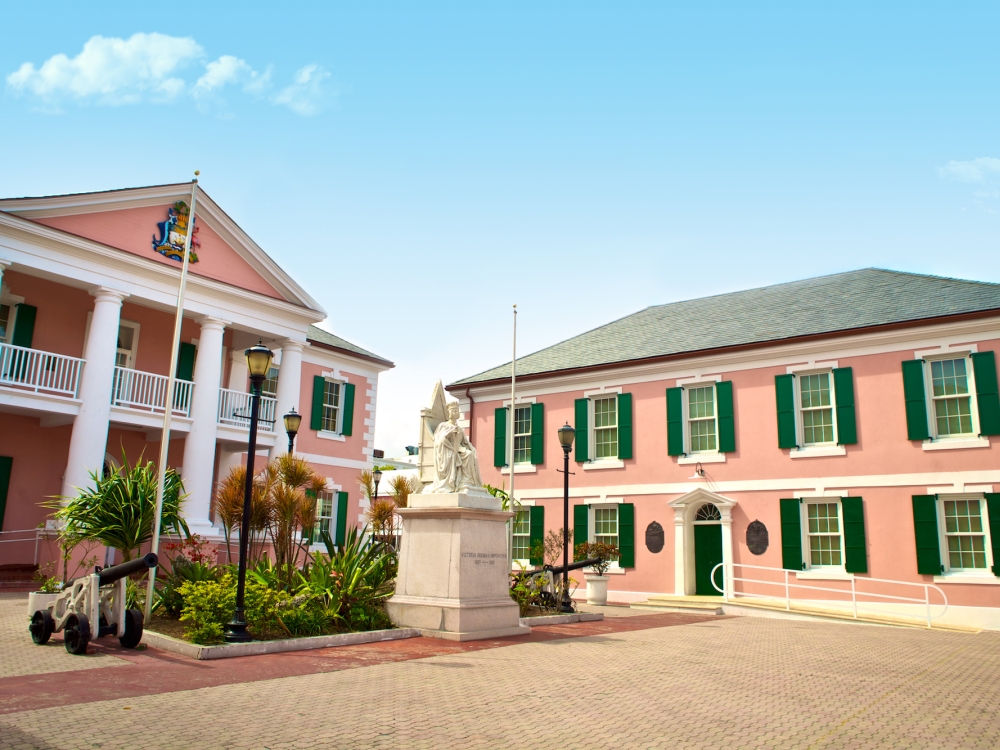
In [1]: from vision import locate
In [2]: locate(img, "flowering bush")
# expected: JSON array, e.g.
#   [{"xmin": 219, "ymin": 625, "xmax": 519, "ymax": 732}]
[{"xmin": 574, "ymin": 541, "xmax": 620, "ymax": 576}]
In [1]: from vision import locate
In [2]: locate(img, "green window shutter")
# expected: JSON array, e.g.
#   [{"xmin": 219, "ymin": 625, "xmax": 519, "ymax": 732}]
[
  {"xmin": 0, "ymin": 456, "xmax": 11, "ymax": 532},
  {"xmin": 666, "ymin": 387, "xmax": 684, "ymax": 456},
  {"xmin": 972, "ymin": 351, "xmax": 1000, "ymax": 436},
  {"xmin": 574, "ymin": 398, "xmax": 589, "ymax": 462},
  {"xmin": 573, "ymin": 504, "xmax": 589, "ymax": 552},
  {"xmin": 11, "ymin": 304, "xmax": 37, "ymax": 348},
  {"xmin": 618, "ymin": 503, "xmax": 635, "ymax": 568},
  {"xmin": 902, "ymin": 360, "xmax": 930, "ymax": 441},
  {"xmin": 617, "ymin": 392, "xmax": 633, "ymax": 460},
  {"xmin": 911, "ymin": 495, "xmax": 942, "ymax": 575},
  {"xmin": 775, "ymin": 375, "xmax": 797, "ymax": 449},
  {"xmin": 985, "ymin": 494, "xmax": 1000, "ymax": 576},
  {"xmin": 175, "ymin": 342, "xmax": 196, "ymax": 382},
  {"xmin": 841, "ymin": 496, "xmax": 867, "ymax": 574},
  {"xmin": 494, "ymin": 407, "xmax": 507, "ymax": 467},
  {"xmin": 717, "ymin": 381, "xmax": 735, "ymax": 453},
  {"xmin": 528, "ymin": 505, "xmax": 545, "ymax": 566},
  {"xmin": 833, "ymin": 367, "xmax": 857, "ymax": 445},
  {"xmin": 530, "ymin": 402, "xmax": 545, "ymax": 465},
  {"xmin": 779, "ymin": 498, "xmax": 803, "ymax": 571},
  {"xmin": 335, "ymin": 491, "xmax": 349, "ymax": 547},
  {"xmin": 340, "ymin": 382, "xmax": 355, "ymax": 436},
  {"xmin": 310, "ymin": 376, "xmax": 326, "ymax": 431}
]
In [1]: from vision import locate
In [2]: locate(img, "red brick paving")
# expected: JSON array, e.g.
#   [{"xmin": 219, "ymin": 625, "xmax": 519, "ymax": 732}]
[{"xmin": 0, "ymin": 612, "xmax": 713, "ymax": 715}]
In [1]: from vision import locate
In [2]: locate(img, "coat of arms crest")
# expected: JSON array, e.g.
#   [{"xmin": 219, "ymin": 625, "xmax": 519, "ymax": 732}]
[{"xmin": 152, "ymin": 201, "xmax": 200, "ymax": 263}]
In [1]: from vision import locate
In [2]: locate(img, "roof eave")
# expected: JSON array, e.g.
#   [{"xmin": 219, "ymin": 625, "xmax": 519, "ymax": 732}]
[
  {"xmin": 306, "ymin": 337, "xmax": 395, "ymax": 368},
  {"xmin": 446, "ymin": 307, "xmax": 1000, "ymax": 392}
]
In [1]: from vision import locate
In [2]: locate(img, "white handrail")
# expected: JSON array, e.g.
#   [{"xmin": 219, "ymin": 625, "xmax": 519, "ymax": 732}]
[
  {"xmin": 0, "ymin": 343, "xmax": 83, "ymax": 397},
  {"xmin": 711, "ymin": 561, "xmax": 949, "ymax": 628},
  {"xmin": 111, "ymin": 366, "xmax": 193, "ymax": 417},
  {"xmin": 0, "ymin": 529, "xmax": 43, "ymax": 565},
  {"xmin": 217, "ymin": 387, "xmax": 277, "ymax": 433}
]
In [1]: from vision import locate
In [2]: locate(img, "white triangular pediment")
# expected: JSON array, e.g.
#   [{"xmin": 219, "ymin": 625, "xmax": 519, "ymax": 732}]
[{"xmin": 667, "ymin": 486, "xmax": 737, "ymax": 510}]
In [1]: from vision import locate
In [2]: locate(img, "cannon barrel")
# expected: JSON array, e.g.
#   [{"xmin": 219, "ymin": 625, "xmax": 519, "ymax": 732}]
[
  {"xmin": 97, "ymin": 553, "xmax": 158, "ymax": 586},
  {"xmin": 543, "ymin": 557, "xmax": 602, "ymax": 576}
]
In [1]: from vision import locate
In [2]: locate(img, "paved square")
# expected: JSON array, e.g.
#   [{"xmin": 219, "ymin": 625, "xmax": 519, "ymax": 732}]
[{"xmin": 0, "ymin": 594, "xmax": 998, "ymax": 749}]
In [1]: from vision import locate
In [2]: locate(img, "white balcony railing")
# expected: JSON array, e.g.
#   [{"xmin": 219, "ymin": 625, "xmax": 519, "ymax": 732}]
[
  {"xmin": 218, "ymin": 387, "xmax": 277, "ymax": 433},
  {"xmin": 0, "ymin": 342, "xmax": 83, "ymax": 398},
  {"xmin": 111, "ymin": 366, "xmax": 193, "ymax": 417}
]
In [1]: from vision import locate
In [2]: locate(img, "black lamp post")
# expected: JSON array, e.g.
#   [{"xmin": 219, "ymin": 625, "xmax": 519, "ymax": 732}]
[
  {"xmin": 557, "ymin": 422, "xmax": 576, "ymax": 613},
  {"xmin": 373, "ymin": 467, "xmax": 383, "ymax": 502},
  {"xmin": 283, "ymin": 407, "xmax": 302, "ymax": 455},
  {"xmin": 225, "ymin": 340, "xmax": 273, "ymax": 643}
]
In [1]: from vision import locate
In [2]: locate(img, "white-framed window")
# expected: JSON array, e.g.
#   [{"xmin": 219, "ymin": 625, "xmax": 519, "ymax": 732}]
[
  {"xmin": 592, "ymin": 396, "xmax": 618, "ymax": 460},
  {"xmin": 262, "ymin": 366, "xmax": 280, "ymax": 399},
  {"xmin": 804, "ymin": 500, "xmax": 844, "ymax": 568},
  {"xmin": 939, "ymin": 496, "xmax": 992, "ymax": 573},
  {"xmin": 511, "ymin": 509, "xmax": 531, "ymax": 563},
  {"xmin": 512, "ymin": 406, "xmax": 532, "ymax": 465},
  {"xmin": 927, "ymin": 356, "xmax": 978, "ymax": 439},
  {"xmin": 687, "ymin": 385, "xmax": 718, "ymax": 453},
  {"xmin": 798, "ymin": 372, "xmax": 836, "ymax": 446},
  {"xmin": 594, "ymin": 506, "xmax": 619, "ymax": 548},
  {"xmin": 322, "ymin": 379, "xmax": 342, "ymax": 433},
  {"xmin": 0, "ymin": 302, "xmax": 13, "ymax": 344},
  {"xmin": 314, "ymin": 490, "xmax": 336, "ymax": 540},
  {"xmin": 115, "ymin": 320, "xmax": 140, "ymax": 369}
]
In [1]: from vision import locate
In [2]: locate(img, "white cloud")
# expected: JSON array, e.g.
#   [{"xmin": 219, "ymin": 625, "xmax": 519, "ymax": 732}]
[
  {"xmin": 273, "ymin": 64, "xmax": 330, "ymax": 116},
  {"xmin": 7, "ymin": 34, "xmax": 327, "ymax": 116},
  {"xmin": 938, "ymin": 157, "xmax": 1000, "ymax": 183},
  {"xmin": 6, "ymin": 33, "xmax": 202, "ymax": 104}
]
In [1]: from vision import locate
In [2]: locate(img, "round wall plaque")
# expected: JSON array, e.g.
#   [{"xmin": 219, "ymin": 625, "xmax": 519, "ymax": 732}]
[
  {"xmin": 645, "ymin": 521, "xmax": 665, "ymax": 553},
  {"xmin": 746, "ymin": 520, "xmax": 769, "ymax": 555}
]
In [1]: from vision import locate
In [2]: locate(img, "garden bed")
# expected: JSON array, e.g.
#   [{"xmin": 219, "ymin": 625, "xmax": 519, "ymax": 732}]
[
  {"xmin": 519, "ymin": 612, "xmax": 604, "ymax": 626},
  {"xmin": 143, "ymin": 626, "xmax": 421, "ymax": 660}
]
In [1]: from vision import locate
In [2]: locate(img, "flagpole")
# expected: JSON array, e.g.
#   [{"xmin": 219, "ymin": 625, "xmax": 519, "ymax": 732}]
[
  {"xmin": 144, "ymin": 172, "xmax": 199, "ymax": 620},
  {"xmin": 508, "ymin": 305, "xmax": 516, "ymax": 570}
]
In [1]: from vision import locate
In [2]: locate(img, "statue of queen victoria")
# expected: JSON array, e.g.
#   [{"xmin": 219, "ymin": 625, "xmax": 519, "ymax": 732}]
[{"xmin": 418, "ymin": 381, "xmax": 484, "ymax": 494}]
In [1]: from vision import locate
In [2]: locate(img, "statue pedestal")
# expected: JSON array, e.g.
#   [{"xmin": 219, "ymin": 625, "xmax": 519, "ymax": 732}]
[{"xmin": 386, "ymin": 492, "xmax": 528, "ymax": 641}]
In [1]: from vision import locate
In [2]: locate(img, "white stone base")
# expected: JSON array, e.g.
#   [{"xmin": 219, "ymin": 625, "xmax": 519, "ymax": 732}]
[{"xmin": 386, "ymin": 492, "xmax": 525, "ymax": 642}]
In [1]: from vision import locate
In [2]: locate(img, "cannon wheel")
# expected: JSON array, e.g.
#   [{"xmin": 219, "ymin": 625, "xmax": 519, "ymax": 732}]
[
  {"xmin": 29, "ymin": 610, "xmax": 54, "ymax": 645},
  {"xmin": 63, "ymin": 614, "xmax": 91, "ymax": 655},
  {"xmin": 119, "ymin": 609, "xmax": 144, "ymax": 649},
  {"xmin": 538, "ymin": 591, "xmax": 556, "ymax": 609}
]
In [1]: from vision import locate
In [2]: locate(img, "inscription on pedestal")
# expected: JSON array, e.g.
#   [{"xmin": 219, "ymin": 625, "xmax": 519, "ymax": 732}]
[{"xmin": 461, "ymin": 552, "xmax": 507, "ymax": 566}]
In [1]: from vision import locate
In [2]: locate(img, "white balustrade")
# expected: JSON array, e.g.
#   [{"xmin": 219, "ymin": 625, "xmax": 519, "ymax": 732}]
[
  {"xmin": 217, "ymin": 387, "xmax": 277, "ymax": 433},
  {"xmin": 0, "ymin": 343, "xmax": 83, "ymax": 398},
  {"xmin": 111, "ymin": 366, "xmax": 193, "ymax": 417}
]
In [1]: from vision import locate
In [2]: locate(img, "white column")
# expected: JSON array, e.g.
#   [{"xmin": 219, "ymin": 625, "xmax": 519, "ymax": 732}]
[
  {"xmin": 269, "ymin": 339, "xmax": 304, "ymax": 460},
  {"xmin": 61, "ymin": 287, "xmax": 128, "ymax": 499},
  {"xmin": 673, "ymin": 515, "xmax": 686, "ymax": 595},
  {"xmin": 720, "ymin": 514, "xmax": 734, "ymax": 600},
  {"xmin": 0, "ymin": 259, "xmax": 10, "ymax": 293},
  {"xmin": 180, "ymin": 316, "xmax": 228, "ymax": 535},
  {"xmin": 227, "ymin": 348, "xmax": 248, "ymax": 390}
]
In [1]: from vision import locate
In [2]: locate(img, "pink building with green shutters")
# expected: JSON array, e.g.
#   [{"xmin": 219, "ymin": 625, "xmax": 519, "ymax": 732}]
[
  {"xmin": 450, "ymin": 269, "xmax": 1000, "ymax": 629},
  {"xmin": 0, "ymin": 183, "xmax": 392, "ymax": 576}
]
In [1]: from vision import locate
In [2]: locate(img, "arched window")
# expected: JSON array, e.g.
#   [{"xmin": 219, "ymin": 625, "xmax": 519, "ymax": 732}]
[{"xmin": 695, "ymin": 503, "xmax": 722, "ymax": 522}]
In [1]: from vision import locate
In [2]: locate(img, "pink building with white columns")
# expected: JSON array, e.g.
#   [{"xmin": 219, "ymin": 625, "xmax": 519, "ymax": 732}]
[
  {"xmin": 449, "ymin": 270, "xmax": 1000, "ymax": 629},
  {"xmin": 0, "ymin": 183, "xmax": 392, "ymax": 575}
]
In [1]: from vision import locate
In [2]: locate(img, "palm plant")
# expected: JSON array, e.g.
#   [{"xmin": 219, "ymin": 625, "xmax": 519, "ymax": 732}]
[
  {"xmin": 48, "ymin": 451, "xmax": 189, "ymax": 561},
  {"xmin": 389, "ymin": 474, "xmax": 418, "ymax": 509}
]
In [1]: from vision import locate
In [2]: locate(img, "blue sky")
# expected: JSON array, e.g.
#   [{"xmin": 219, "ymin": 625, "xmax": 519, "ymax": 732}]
[{"xmin": 2, "ymin": 3, "xmax": 999, "ymax": 455}]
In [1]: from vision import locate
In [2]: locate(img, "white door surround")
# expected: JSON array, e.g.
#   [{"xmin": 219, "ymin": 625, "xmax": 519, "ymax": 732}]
[{"xmin": 668, "ymin": 487, "xmax": 737, "ymax": 596}]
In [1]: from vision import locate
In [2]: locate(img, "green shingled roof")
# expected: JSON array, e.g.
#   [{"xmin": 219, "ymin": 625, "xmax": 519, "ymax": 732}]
[
  {"xmin": 451, "ymin": 269, "xmax": 1000, "ymax": 386},
  {"xmin": 306, "ymin": 325, "xmax": 393, "ymax": 366}
]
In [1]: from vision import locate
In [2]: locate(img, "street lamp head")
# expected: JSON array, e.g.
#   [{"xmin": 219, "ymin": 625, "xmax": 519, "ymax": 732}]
[
  {"xmin": 283, "ymin": 407, "xmax": 302, "ymax": 438},
  {"xmin": 557, "ymin": 422, "xmax": 575, "ymax": 452},
  {"xmin": 373, "ymin": 467, "xmax": 383, "ymax": 485},
  {"xmin": 245, "ymin": 340, "xmax": 273, "ymax": 383}
]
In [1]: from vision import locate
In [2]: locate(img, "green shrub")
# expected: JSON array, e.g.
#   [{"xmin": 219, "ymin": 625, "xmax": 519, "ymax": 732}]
[{"xmin": 179, "ymin": 573, "xmax": 292, "ymax": 644}]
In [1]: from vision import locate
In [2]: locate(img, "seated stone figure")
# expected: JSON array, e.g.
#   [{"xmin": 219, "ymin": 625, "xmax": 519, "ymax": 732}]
[{"xmin": 425, "ymin": 401, "xmax": 483, "ymax": 494}]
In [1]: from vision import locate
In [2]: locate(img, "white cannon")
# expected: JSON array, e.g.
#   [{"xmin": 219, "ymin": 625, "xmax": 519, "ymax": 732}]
[{"xmin": 29, "ymin": 553, "xmax": 157, "ymax": 655}]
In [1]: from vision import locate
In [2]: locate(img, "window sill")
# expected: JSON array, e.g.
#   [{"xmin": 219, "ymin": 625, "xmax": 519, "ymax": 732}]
[
  {"xmin": 796, "ymin": 569, "xmax": 853, "ymax": 581},
  {"xmin": 933, "ymin": 574, "xmax": 1000, "ymax": 585},
  {"xmin": 317, "ymin": 430, "xmax": 345, "ymax": 442},
  {"xmin": 789, "ymin": 445, "xmax": 847, "ymax": 459},
  {"xmin": 500, "ymin": 464, "xmax": 537, "ymax": 475},
  {"xmin": 581, "ymin": 459, "xmax": 625, "ymax": 471},
  {"xmin": 678, "ymin": 453, "xmax": 726, "ymax": 465},
  {"xmin": 922, "ymin": 437, "xmax": 990, "ymax": 451}
]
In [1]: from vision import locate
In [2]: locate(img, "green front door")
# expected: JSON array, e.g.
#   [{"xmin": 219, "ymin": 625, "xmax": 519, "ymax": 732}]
[{"xmin": 694, "ymin": 524, "xmax": 723, "ymax": 595}]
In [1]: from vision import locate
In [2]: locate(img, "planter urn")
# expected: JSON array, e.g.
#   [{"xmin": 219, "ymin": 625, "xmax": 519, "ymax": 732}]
[{"xmin": 585, "ymin": 574, "xmax": 609, "ymax": 606}]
